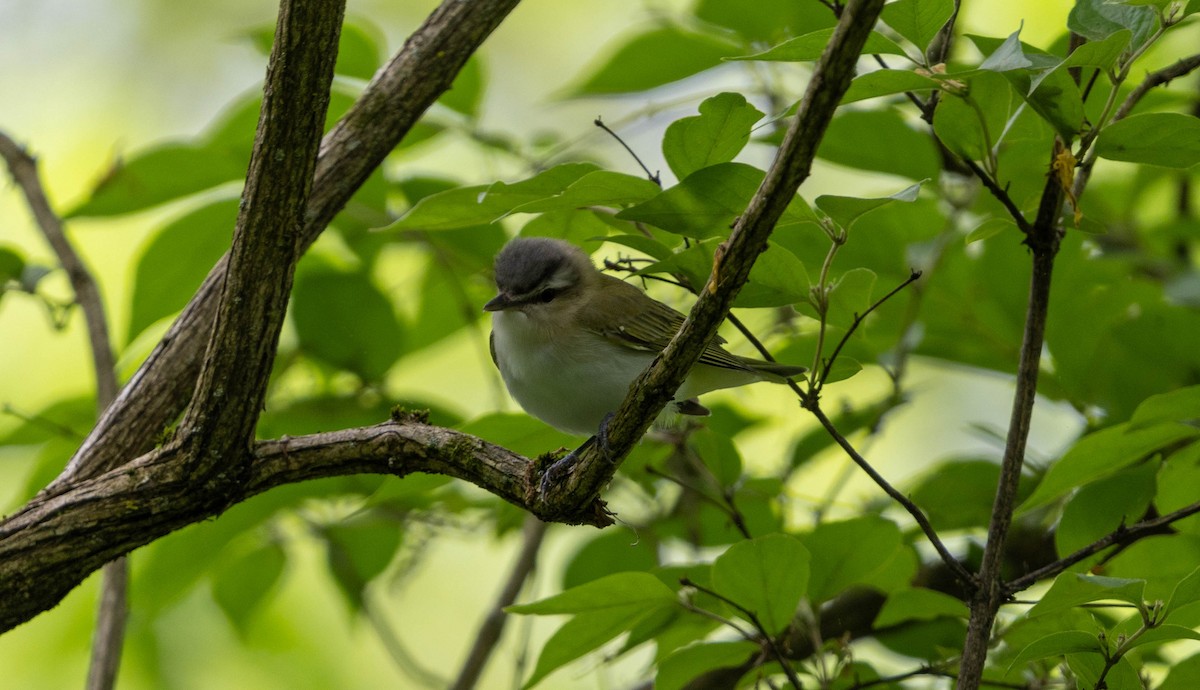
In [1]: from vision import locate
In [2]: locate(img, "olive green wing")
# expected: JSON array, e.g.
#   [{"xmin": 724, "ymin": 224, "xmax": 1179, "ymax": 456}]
[{"xmin": 582, "ymin": 275, "xmax": 752, "ymax": 371}]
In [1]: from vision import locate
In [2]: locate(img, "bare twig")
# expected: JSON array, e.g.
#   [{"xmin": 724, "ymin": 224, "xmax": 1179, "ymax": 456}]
[
  {"xmin": 680, "ymin": 577, "xmax": 803, "ymax": 689},
  {"xmin": 451, "ymin": 516, "xmax": 548, "ymax": 690},
  {"xmin": 0, "ymin": 134, "xmax": 117, "ymax": 406},
  {"xmin": 594, "ymin": 117, "xmax": 660, "ymax": 186},
  {"xmin": 957, "ymin": 144, "xmax": 1066, "ymax": 689},
  {"xmin": 1006, "ymin": 500, "xmax": 1200, "ymax": 594},
  {"xmin": 0, "ymin": 133, "xmax": 127, "ymax": 690},
  {"xmin": 816, "ymin": 270, "xmax": 923, "ymax": 391},
  {"xmin": 960, "ymin": 158, "xmax": 1032, "ymax": 235},
  {"xmin": 804, "ymin": 404, "xmax": 975, "ymax": 586}
]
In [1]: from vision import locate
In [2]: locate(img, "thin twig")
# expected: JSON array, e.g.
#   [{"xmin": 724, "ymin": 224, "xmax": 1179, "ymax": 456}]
[
  {"xmin": 1006, "ymin": 499, "xmax": 1200, "ymax": 594},
  {"xmin": 680, "ymin": 578, "xmax": 804, "ymax": 690},
  {"xmin": 594, "ymin": 117, "xmax": 660, "ymax": 186},
  {"xmin": 804, "ymin": 403, "xmax": 975, "ymax": 587},
  {"xmin": 450, "ymin": 516, "xmax": 548, "ymax": 690},
  {"xmin": 960, "ymin": 158, "xmax": 1032, "ymax": 235},
  {"xmin": 0, "ymin": 132, "xmax": 127, "ymax": 690},
  {"xmin": 1073, "ymin": 52, "xmax": 1200, "ymax": 202},
  {"xmin": 817, "ymin": 270, "xmax": 923, "ymax": 391}
]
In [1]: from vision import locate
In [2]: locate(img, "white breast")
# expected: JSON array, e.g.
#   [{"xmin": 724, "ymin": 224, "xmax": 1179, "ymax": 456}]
[{"xmin": 491, "ymin": 310, "xmax": 653, "ymax": 436}]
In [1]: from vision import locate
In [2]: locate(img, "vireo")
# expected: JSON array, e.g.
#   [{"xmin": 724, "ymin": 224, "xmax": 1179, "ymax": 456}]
[{"xmin": 484, "ymin": 237, "xmax": 805, "ymax": 438}]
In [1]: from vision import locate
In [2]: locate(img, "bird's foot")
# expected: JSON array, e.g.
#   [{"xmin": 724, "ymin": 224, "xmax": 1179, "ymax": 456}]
[{"xmin": 539, "ymin": 413, "xmax": 616, "ymax": 497}]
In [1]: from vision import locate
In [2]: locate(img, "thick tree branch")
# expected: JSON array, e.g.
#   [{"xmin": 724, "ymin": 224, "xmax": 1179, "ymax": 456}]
[
  {"xmin": 0, "ymin": 132, "xmax": 128, "ymax": 690},
  {"xmin": 0, "ymin": 420, "xmax": 539, "ymax": 632},
  {"xmin": 958, "ymin": 145, "xmax": 1065, "ymax": 689},
  {"xmin": 50, "ymin": 0, "xmax": 524, "ymax": 491},
  {"xmin": 176, "ymin": 0, "xmax": 343, "ymax": 483},
  {"xmin": 534, "ymin": 0, "xmax": 888, "ymax": 521}
]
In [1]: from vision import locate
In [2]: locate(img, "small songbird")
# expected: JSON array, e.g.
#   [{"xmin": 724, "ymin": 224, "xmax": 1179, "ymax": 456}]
[{"xmin": 484, "ymin": 237, "xmax": 805, "ymax": 439}]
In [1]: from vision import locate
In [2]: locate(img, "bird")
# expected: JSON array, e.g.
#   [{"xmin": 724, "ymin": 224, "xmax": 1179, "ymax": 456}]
[{"xmin": 483, "ymin": 237, "xmax": 805, "ymax": 442}]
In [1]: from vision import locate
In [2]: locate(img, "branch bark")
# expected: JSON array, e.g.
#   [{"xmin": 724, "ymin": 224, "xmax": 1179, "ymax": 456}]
[
  {"xmin": 49, "ymin": 0, "xmax": 525, "ymax": 491},
  {"xmin": 0, "ymin": 420, "xmax": 534, "ymax": 632},
  {"xmin": 533, "ymin": 0, "xmax": 889, "ymax": 522},
  {"xmin": 0, "ymin": 133, "xmax": 128, "ymax": 690},
  {"xmin": 175, "ymin": 0, "xmax": 343, "ymax": 484},
  {"xmin": 957, "ymin": 144, "xmax": 1065, "ymax": 689}
]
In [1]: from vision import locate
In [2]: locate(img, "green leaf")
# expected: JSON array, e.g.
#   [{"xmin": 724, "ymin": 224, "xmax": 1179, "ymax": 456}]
[
  {"xmin": 874, "ymin": 588, "xmax": 970, "ymax": 627},
  {"xmin": 1026, "ymin": 573, "xmax": 1146, "ymax": 618},
  {"xmin": 510, "ymin": 573, "xmax": 678, "ymax": 686},
  {"xmin": 618, "ymin": 163, "xmax": 813, "ymax": 238},
  {"xmin": 0, "ymin": 245, "xmax": 25, "ymax": 284},
  {"xmin": 968, "ymin": 34, "xmax": 1084, "ymax": 141},
  {"xmin": 690, "ymin": 428, "xmax": 743, "ymax": 488},
  {"xmin": 979, "ymin": 27, "xmax": 1034, "ymax": 72},
  {"xmin": 383, "ymin": 163, "xmax": 599, "ymax": 231},
  {"xmin": 1156, "ymin": 441, "xmax": 1200, "ymax": 535},
  {"xmin": 656, "ymin": 641, "xmax": 759, "ymax": 690},
  {"xmin": 965, "ymin": 218, "xmax": 1015, "ymax": 245},
  {"xmin": 1160, "ymin": 652, "xmax": 1200, "ymax": 690},
  {"xmin": 816, "ymin": 182, "xmax": 923, "ymax": 230},
  {"xmin": 334, "ymin": 21, "xmax": 384, "ymax": 81},
  {"xmin": 67, "ymin": 143, "xmax": 246, "ymax": 218},
  {"xmin": 818, "ymin": 109, "xmax": 940, "ymax": 180},
  {"xmin": 322, "ymin": 515, "xmax": 403, "ymax": 609},
  {"xmin": 291, "ymin": 267, "xmax": 404, "ymax": 381},
  {"xmin": 881, "ymin": 0, "xmax": 955, "ymax": 53},
  {"xmin": 1061, "ymin": 29, "xmax": 1131, "ymax": 71},
  {"xmin": 1006, "ymin": 631, "xmax": 1104, "ymax": 672},
  {"xmin": 1126, "ymin": 623, "xmax": 1200, "ymax": 650},
  {"xmin": 1130, "ymin": 385, "xmax": 1200, "ymax": 428},
  {"xmin": 1096, "ymin": 113, "xmax": 1200, "ymax": 169},
  {"xmin": 731, "ymin": 29, "xmax": 905, "ymax": 62},
  {"xmin": 694, "ymin": 0, "xmax": 835, "ymax": 43},
  {"xmin": 507, "ymin": 171, "xmax": 662, "ymax": 216},
  {"xmin": 1068, "ymin": 0, "xmax": 1159, "ymax": 50},
  {"xmin": 710, "ymin": 534, "xmax": 811, "ymax": 634},
  {"xmin": 570, "ymin": 26, "xmax": 740, "ymax": 95},
  {"xmin": 128, "ymin": 199, "xmax": 237, "ymax": 343},
  {"xmin": 1166, "ymin": 566, "xmax": 1200, "ymax": 616},
  {"xmin": 841, "ymin": 69, "xmax": 942, "ymax": 104},
  {"xmin": 735, "ymin": 242, "xmax": 810, "ymax": 308},
  {"xmin": 803, "ymin": 516, "xmax": 904, "ymax": 604},
  {"xmin": 662, "ymin": 93, "xmax": 764, "ymax": 179},
  {"xmin": 1055, "ymin": 463, "xmax": 1157, "ymax": 557},
  {"xmin": 508, "ymin": 571, "xmax": 677, "ymax": 615},
  {"xmin": 912, "ymin": 460, "xmax": 1009, "ymax": 531},
  {"xmin": 562, "ymin": 530, "xmax": 659, "ymax": 590},
  {"xmin": 212, "ymin": 541, "xmax": 286, "ymax": 632},
  {"xmin": 439, "ymin": 55, "xmax": 484, "ymax": 118},
  {"xmin": 1067, "ymin": 654, "xmax": 1141, "ymax": 690},
  {"xmin": 1021, "ymin": 421, "xmax": 1199, "ymax": 510}
]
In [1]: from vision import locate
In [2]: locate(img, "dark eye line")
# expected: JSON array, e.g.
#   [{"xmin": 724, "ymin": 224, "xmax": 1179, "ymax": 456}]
[{"xmin": 535, "ymin": 287, "xmax": 559, "ymax": 303}]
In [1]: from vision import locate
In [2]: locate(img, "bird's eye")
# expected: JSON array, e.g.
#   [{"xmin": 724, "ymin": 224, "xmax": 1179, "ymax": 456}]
[{"xmin": 535, "ymin": 288, "xmax": 559, "ymax": 303}]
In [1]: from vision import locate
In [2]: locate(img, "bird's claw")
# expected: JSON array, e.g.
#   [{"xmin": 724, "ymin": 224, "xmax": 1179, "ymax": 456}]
[{"xmin": 539, "ymin": 413, "xmax": 617, "ymax": 497}]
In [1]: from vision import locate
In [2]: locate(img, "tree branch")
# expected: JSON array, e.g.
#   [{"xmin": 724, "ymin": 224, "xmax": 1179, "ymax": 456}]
[
  {"xmin": 1006, "ymin": 499, "xmax": 1200, "ymax": 594},
  {"xmin": 0, "ymin": 134, "xmax": 118, "ymax": 407},
  {"xmin": 0, "ymin": 132, "xmax": 128, "ymax": 690},
  {"xmin": 175, "ymin": 0, "xmax": 343, "ymax": 484},
  {"xmin": 957, "ymin": 143, "xmax": 1066, "ymax": 689},
  {"xmin": 48, "ymin": 0, "xmax": 525, "ymax": 491},
  {"xmin": 533, "ymin": 0, "xmax": 889, "ymax": 520},
  {"xmin": 0, "ymin": 419, "xmax": 544, "ymax": 632}
]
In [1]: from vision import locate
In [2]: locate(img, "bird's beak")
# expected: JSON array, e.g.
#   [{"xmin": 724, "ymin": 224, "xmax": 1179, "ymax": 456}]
[{"xmin": 483, "ymin": 293, "xmax": 512, "ymax": 312}]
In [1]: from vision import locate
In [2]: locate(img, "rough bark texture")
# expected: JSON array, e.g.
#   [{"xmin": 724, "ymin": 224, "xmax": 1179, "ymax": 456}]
[
  {"xmin": 0, "ymin": 420, "xmax": 532, "ymax": 632},
  {"xmin": 50, "ymin": 0, "xmax": 525, "ymax": 491}
]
